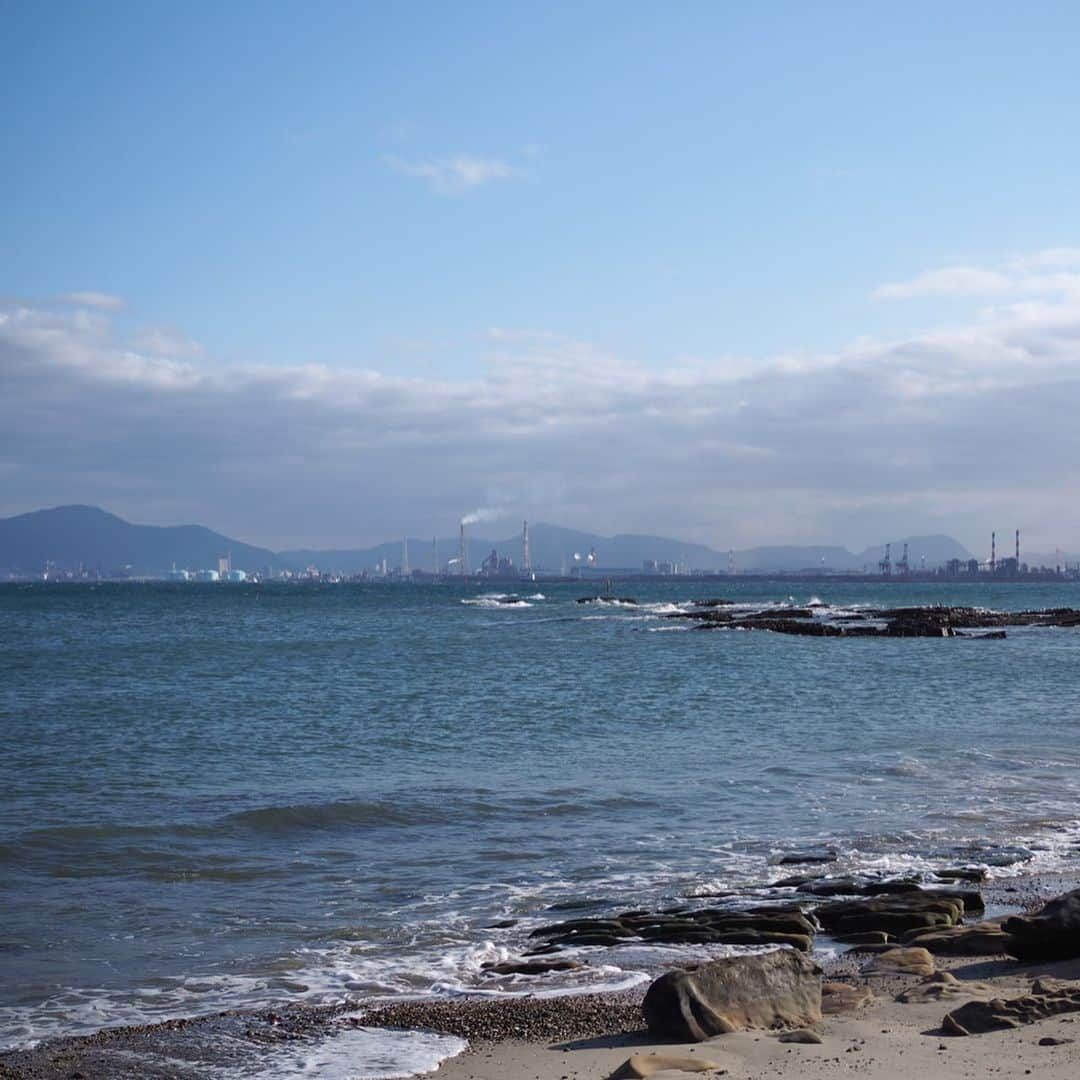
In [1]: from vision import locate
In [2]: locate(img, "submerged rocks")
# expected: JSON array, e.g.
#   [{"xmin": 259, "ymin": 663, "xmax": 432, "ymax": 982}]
[
  {"xmin": 643, "ymin": 950, "xmax": 823, "ymax": 1041},
  {"xmin": 482, "ymin": 958, "xmax": 582, "ymax": 976},
  {"xmin": 779, "ymin": 848, "xmax": 839, "ymax": 866},
  {"xmin": 1003, "ymin": 887, "xmax": 1080, "ymax": 962},
  {"xmin": 943, "ymin": 977, "xmax": 1080, "ymax": 1035}
]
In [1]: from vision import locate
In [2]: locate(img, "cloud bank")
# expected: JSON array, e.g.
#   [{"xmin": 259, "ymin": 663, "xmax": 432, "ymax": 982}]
[{"xmin": 4, "ymin": 252, "xmax": 1080, "ymax": 550}]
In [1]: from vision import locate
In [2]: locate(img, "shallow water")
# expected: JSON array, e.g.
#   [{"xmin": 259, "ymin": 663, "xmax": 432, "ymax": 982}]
[{"xmin": 2, "ymin": 578, "xmax": 1079, "ymax": 1067}]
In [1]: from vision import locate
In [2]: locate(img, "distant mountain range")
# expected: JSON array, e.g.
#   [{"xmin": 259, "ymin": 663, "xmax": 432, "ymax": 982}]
[{"xmin": 0, "ymin": 505, "xmax": 981, "ymax": 577}]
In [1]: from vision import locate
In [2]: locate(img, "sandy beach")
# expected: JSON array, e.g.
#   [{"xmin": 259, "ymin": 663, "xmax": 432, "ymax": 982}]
[{"xmin": 425, "ymin": 956, "xmax": 1080, "ymax": 1079}]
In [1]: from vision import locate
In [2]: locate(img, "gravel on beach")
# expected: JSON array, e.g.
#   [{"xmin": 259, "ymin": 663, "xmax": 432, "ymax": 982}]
[{"xmin": 359, "ymin": 990, "xmax": 646, "ymax": 1045}]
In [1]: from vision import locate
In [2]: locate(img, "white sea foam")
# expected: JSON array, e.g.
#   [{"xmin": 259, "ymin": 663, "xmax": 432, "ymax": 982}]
[
  {"xmin": 461, "ymin": 597, "xmax": 532, "ymax": 609},
  {"xmin": 230, "ymin": 1023, "xmax": 466, "ymax": 1080}
]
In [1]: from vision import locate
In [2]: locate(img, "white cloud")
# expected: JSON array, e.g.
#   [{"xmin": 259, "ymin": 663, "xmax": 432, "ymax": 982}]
[
  {"xmin": 130, "ymin": 327, "xmax": 204, "ymax": 358},
  {"xmin": 384, "ymin": 153, "xmax": 518, "ymax": 194},
  {"xmin": 6, "ymin": 255, "xmax": 1080, "ymax": 550},
  {"xmin": 56, "ymin": 291, "xmax": 126, "ymax": 311},
  {"xmin": 874, "ymin": 250, "xmax": 1080, "ymax": 302}
]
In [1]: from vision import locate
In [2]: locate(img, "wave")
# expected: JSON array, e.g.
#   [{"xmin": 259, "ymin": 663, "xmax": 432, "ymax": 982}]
[{"xmin": 461, "ymin": 596, "xmax": 533, "ymax": 609}]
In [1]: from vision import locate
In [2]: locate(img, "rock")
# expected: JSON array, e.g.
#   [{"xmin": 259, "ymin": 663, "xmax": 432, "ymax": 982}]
[
  {"xmin": 935, "ymin": 867, "xmax": 988, "ymax": 883},
  {"xmin": 778, "ymin": 1028, "xmax": 824, "ymax": 1044},
  {"xmin": 844, "ymin": 942, "xmax": 899, "ymax": 956},
  {"xmin": 796, "ymin": 878, "xmax": 868, "ymax": 897},
  {"xmin": 822, "ymin": 982, "xmax": 874, "ymax": 1013},
  {"xmin": 1003, "ymin": 887, "xmax": 1080, "ymax": 962},
  {"xmin": 862, "ymin": 880, "xmax": 924, "ymax": 896},
  {"xmin": 944, "ymin": 978, "xmax": 1080, "ymax": 1035},
  {"xmin": 1039, "ymin": 1036, "xmax": 1075, "ymax": 1046},
  {"xmin": 643, "ymin": 950, "xmax": 822, "ymax": 1041},
  {"xmin": 862, "ymin": 947, "xmax": 935, "ymax": 977},
  {"xmin": 530, "ymin": 918, "xmax": 633, "ymax": 939},
  {"xmin": 770, "ymin": 874, "xmax": 814, "ymax": 889},
  {"xmin": 608, "ymin": 1054, "xmax": 724, "ymax": 1078},
  {"xmin": 482, "ymin": 958, "xmax": 582, "ymax": 975},
  {"xmin": 896, "ymin": 972, "xmax": 995, "ymax": 1003},
  {"xmin": 779, "ymin": 849, "xmax": 838, "ymax": 866},
  {"xmin": 814, "ymin": 894, "xmax": 963, "ymax": 936},
  {"xmin": 902, "ymin": 921, "xmax": 1014, "ymax": 956}
]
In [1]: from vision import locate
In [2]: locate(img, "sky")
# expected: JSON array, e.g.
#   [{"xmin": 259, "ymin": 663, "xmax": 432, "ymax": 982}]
[{"xmin": 4, "ymin": 1, "xmax": 1080, "ymax": 553}]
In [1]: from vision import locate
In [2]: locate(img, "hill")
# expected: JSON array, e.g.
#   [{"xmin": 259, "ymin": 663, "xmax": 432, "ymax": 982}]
[
  {"xmin": 0, "ymin": 505, "xmax": 282, "ymax": 575},
  {"xmin": 0, "ymin": 506, "xmax": 978, "ymax": 577}
]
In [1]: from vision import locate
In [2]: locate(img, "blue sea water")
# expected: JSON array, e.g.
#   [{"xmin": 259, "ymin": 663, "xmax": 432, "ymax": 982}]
[{"xmin": 2, "ymin": 579, "xmax": 1080, "ymax": 1069}]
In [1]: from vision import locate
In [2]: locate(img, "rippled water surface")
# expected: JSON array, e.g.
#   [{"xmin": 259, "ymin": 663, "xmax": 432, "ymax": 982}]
[{"xmin": 2, "ymin": 579, "xmax": 1080, "ymax": 1057}]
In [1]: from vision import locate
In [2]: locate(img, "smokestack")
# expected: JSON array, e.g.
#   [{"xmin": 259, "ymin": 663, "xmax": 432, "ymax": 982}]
[
  {"xmin": 522, "ymin": 520, "xmax": 531, "ymax": 571},
  {"xmin": 459, "ymin": 522, "xmax": 468, "ymax": 577},
  {"xmin": 991, "ymin": 531, "xmax": 996, "ymax": 572},
  {"xmin": 1016, "ymin": 529, "xmax": 1020, "ymax": 565}
]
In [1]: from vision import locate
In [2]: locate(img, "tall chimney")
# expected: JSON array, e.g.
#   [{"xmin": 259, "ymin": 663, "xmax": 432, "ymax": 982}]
[
  {"xmin": 459, "ymin": 522, "xmax": 468, "ymax": 577},
  {"xmin": 1016, "ymin": 529, "xmax": 1020, "ymax": 565},
  {"xmin": 522, "ymin": 520, "xmax": 531, "ymax": 571},
  {"xmin": 991, "ymin": 531, "xmax": 996, "ymax": 572}
]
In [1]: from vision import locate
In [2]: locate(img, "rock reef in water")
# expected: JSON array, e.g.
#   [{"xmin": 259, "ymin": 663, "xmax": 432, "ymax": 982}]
[{"xmin": 666, "ymin": 601, "xmax": 1080, "ymax": 638}]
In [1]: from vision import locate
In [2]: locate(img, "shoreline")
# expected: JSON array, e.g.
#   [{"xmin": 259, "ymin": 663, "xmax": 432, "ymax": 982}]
[{"xmin": 4, "ymin": 871, "xmax": 1079, "ymax": 1079}]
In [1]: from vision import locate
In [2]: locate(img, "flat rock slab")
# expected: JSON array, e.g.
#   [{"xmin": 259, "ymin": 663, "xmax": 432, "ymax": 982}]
[
  {"xmin": 944, "ymin": 977, "xmax": 1080, "ymax": 1035},
  {"xmin": 643, "ymin": 950, "xmax": 822, "ymax": 1042},
  {"xmin": 777, "ymin": 1028, "xmax": 824, "ymax": 1043},
  {"xmin": 608, "ymin": 1053, "xmax": 725, "ymax": 1077},
  {"xmin": 822, "ymin": 981, "xmax": 875, "ymax": 1013},
  {"xmin": 862, "ymin": 947, "xmax": 935, "ymax": 977},
  {"xmin": 903, "ymin": 921, "xmax": 1014, "ymax": 956},
  {"xmin": 896, "ymin": 972, "xmax": 995, "ymax": 1003}
]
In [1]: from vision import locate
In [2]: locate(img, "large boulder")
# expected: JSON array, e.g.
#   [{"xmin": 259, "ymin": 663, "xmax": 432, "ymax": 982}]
[
  {"xmin": 642, "ymin": 950, "xmax": 822, "ymax": 1041},
  {"xmin": 1003, "ymin": 888, "xmax": 1080, "ymax": 962}
]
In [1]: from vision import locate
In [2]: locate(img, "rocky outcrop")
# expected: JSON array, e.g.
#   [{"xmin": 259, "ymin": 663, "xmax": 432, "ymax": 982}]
[
  {"xmin": 777, "ymin": 1028, "xmax": 823, "ymax": 1043},
  {"xmin": 675, "ymin": 601, "xmax": 1080, "ymax": 638},
  {"xmin": 943, "ymin": 978, "xmax": 1080, "ymax": 1035},
  {"xmin": 528, "ymin": 906, "xmax": 815, "ymax": 952},
  {"xmin": 861, "ymin": 947, "xmax": 935, "ymax": 977},
  {"xmin": 643, "ymin": 951, "xmax": 823, "ymax": 1041},
  {"xmin": 1002, "ymin": 887, "xmax": 1080, "ymax": 962},
  {"xmin": 896, "ymin": 971, "xmax": 995, "ymax": 1003},
  {"xmin": 822, "ymin": 981, "xmax": 874, "ymax": 1012},
  {"xmin": 608, "ymin": 1054, "xmax": 724, "ymax": 1078},
  {"xmin": 902, "ymin": 920, "xmax": 1014, "ymax": 956},
  {"xmin": 814, "ymin": 893, "xmax": 966, "ymax": 936}
]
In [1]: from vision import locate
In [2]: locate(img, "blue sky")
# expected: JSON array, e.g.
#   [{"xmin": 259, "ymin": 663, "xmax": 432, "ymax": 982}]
[{"xmin": 4, "ymin": 3, "xmax": 1080, "ymax": 550}]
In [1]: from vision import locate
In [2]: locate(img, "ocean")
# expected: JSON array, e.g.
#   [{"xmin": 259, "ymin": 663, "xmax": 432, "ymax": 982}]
[{"xmin": 2, "ymin": 579, "xmax": 1079, "ymax": 1075}]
